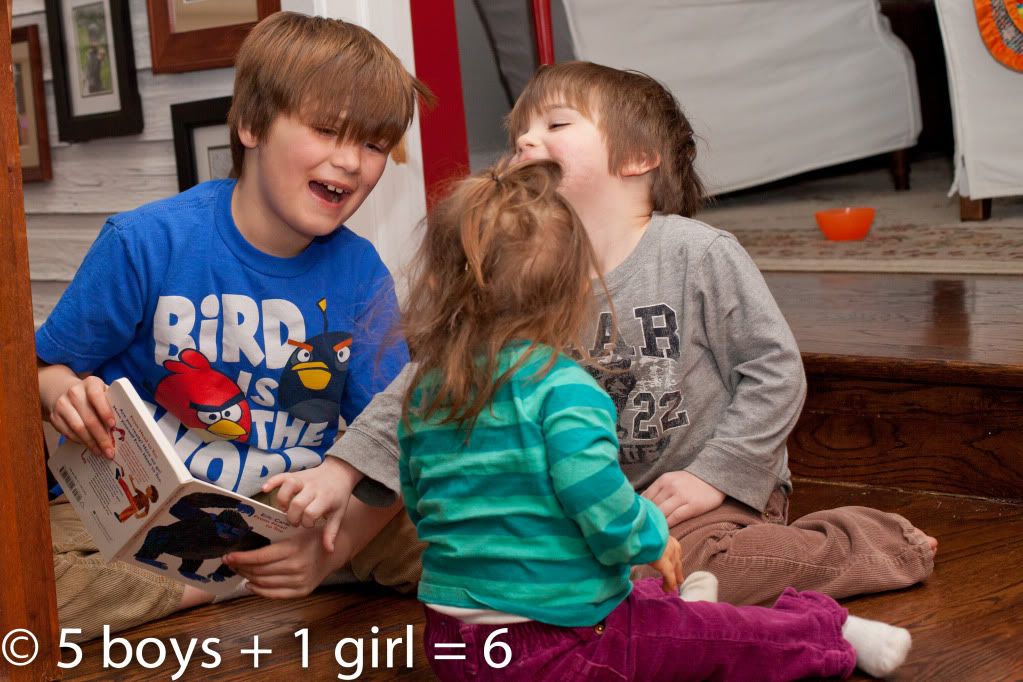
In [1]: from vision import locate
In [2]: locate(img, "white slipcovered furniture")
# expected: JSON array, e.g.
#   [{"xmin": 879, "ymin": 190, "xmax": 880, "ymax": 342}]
[
  {"xmin": 478, "ymin": 0, "xmax": 922, "ymax": 196},
  {"xmin": 935, "ymin": 0, "xmax": 1023, "ymax": 220}
]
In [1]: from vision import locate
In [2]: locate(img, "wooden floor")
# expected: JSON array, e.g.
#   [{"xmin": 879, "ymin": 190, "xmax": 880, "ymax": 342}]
[
  {"xmin": 789, "ymin": 482, "xmax": 1023, "ymax": 682},
  {"xmin": 64, "ymin": 481, "xmax": 1023, "ymax": 681},
  {"xmin": 63, "ymin": 272, "xmax": 1023, "ymax": 680}
]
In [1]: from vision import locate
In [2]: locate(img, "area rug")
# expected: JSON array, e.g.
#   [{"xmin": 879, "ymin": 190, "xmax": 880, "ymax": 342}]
[
  {"xmin": 698, "ymin": 158, "xmax": 1023, "ymax": 274},
  {"xmin": 729, "ymin": 223, "xmax": 1023, "ymax": 274}
]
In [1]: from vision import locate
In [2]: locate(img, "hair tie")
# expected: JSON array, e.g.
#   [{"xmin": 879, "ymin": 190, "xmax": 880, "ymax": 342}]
[{"xmin": 489, "ymin": 170, "xmax": 501, "ymax": 183}]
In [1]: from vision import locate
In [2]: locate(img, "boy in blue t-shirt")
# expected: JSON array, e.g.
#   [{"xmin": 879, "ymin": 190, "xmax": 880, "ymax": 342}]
[{"xmin": 37, "ymin": 12, "xmax": 432, "ymax": 641}]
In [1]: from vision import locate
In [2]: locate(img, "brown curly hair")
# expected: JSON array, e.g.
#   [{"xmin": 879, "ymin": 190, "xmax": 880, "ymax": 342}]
[
  {"xmin": 401, "ymin": 158, "xmax": 606, "ymax": 432},
  {"xmin": 507, "ymin": 61, "xmax": 704, "ymax": 217}
]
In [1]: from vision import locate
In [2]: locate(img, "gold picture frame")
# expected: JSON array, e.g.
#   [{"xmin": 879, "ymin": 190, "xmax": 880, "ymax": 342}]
[{"xmin": 11, "ymin": 25, "xmax": 53, "ymax": 182}]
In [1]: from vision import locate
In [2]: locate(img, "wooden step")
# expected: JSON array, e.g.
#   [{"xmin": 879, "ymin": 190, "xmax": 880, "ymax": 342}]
[
  {"xmin": 763, "ymin": 273, "xmax": 1023, "ymax": 382},
  {"xmin": 788, "ymin": 373, "xmax": 1023, "ymax": 500},
  {"xmin": 765, "ymin": 272, "xmax": 1023, "ymax": 500}
]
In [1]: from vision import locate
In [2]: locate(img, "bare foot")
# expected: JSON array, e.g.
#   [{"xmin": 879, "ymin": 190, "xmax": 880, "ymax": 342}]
[
  {"xmin": 907, "ymin": 525, "xmax": 938, "ymax": 558},
  {"xmin": 177, "ymin": 585, "xmax": 215, "ymax": 611}
]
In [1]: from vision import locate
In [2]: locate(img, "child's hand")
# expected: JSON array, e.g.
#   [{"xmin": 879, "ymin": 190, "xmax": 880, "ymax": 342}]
[
  {"xmin": 262, "ymin": 456, "xmax": 360, "ymax": 552},
  {"xmin": 47, "ymin": 375, "xmax": 116, "ymax": 458},
  {"xmin": 224, "ymin": 524, "xmax": 345, "ymax": 599},
  {"xmin": 224, "ymin": 495, "xmax": 399, "ymax": 598},
  {"xmin": 643, "ymin": 471, "xmax": 725, "ymax": 527},
  {"xmin": 647, "ymin": 536, "xmax": 685, "ymax": 593}
]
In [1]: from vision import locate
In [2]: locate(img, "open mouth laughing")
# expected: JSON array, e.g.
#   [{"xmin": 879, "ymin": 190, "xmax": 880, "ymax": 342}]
[{"xmin": 309, "ymin": 180, "xmax": 351, "ymax": 204}]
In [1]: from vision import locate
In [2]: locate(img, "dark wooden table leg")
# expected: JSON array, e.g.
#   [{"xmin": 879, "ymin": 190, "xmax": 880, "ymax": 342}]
[
  {"xmin": 890, "ymin": 148, "xmax": 911, "ymax": 190},
  {"xmin": 960, "ymin": 195, "xmax": 992, "ymax": 221}
]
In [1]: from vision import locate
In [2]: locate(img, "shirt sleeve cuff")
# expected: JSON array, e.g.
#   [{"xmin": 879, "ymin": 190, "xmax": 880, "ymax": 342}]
[
  {"xmin": 326, "ymin": 428, "xmax": 401, "ymax": 507},
  {"xmin": 684, "ymin": 443, "xmax": 785, "ymax": 512}
]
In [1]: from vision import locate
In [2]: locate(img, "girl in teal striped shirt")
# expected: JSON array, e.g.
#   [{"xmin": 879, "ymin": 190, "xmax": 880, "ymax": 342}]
[{"xmin": 388, "ymin": 159, "xmax": 911, "ymax": 681}]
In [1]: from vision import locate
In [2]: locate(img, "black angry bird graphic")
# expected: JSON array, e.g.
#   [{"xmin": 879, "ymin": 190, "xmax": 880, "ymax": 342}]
[
  {"xmin": 279, "ymin": 298, "xmax": 352, "ymax": 423},
  {"xmin": 133, "ymin": 492, "xmax": 269, "ymax": 583}
]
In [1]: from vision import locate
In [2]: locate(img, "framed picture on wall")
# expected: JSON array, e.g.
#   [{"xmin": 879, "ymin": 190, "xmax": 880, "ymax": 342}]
[
  {"xmin": 44, "ymin": 0, "xmax": 143, "ymax": 142},
  {"xmin": 147, "ymin": 0, "xmax": 281, "ymax": 73},
  {"xmin": 11, "ymin": 25, "xmax": 53, "ymax": 182},
  {"xmin": 171, "ymin": 96, "xmax": 233, "ymax": 191}
]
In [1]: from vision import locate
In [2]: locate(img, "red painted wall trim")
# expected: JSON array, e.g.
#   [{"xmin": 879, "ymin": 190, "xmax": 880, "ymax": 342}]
[
  {"xmin": 410, "ymin": 0, "xmax": 469, "ymax": 206},
  {"xmin": 532, "ymin": 0, "xmax": 555, "ymax": 65}
]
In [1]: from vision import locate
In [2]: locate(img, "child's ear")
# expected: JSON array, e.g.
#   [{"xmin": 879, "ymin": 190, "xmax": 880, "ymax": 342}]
[
  {"xmin": 620, "ymin": 152, "xmax": 661, "ymax": 177},
  {"xmin": 237, "ymin": 123, "xmax": 259, "ymax": 150}
]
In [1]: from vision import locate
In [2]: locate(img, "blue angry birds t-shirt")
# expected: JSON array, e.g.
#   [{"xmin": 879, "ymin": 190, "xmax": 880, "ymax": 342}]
[{"xmin": 36, "ymin": 179, "xmax": 408, "ymax": 496}]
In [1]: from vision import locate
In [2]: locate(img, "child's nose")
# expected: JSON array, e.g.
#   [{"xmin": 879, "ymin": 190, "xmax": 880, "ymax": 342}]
[
  {"xmin": 330, "ymin": 142, "xmax": 361, "ymax": 172},
  {"xmin": 515, "ymin": 131, "xmax": 538, "ymax": 156}
]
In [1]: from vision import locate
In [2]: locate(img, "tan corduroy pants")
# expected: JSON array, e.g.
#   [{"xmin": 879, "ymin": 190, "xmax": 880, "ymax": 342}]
[{"xmin": 637, "ymin": 489, "xmax": 935, "ymax": 605}]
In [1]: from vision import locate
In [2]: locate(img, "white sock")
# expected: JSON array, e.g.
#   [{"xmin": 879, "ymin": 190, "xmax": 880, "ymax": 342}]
[
  {"xmin": 679, "ymin": 571, "xmax": 718, "ymax": 602},
  {"xmin": 842, "ymin": 615, "xmax": 912, "ymax": 678}
]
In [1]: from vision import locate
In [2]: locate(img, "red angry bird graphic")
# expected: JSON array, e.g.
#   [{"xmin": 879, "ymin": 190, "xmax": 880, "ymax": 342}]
[{"xmin": 154, "ymin": 349, "xmax": 251, "ymax": 443}]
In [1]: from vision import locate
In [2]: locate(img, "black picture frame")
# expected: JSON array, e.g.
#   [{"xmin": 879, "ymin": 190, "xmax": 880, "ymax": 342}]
[
  {"xmin": 171, "ymin": 96, "xmax": 233, "ymax": 192},
  {"xmin": 45, "ymin": 0, "xmax": 143, "ymax": 142}
]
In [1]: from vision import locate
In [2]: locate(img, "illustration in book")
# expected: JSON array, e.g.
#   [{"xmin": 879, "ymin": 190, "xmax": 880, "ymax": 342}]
[{"xmin": 48, "ymin": 378, "xmax": 297, "ymax": 596}]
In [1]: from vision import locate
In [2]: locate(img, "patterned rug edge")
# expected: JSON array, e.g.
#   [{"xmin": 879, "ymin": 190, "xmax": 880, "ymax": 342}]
[{"xmin": 751, "ymin": 257, "xmax": 1023, "ymax": 275}]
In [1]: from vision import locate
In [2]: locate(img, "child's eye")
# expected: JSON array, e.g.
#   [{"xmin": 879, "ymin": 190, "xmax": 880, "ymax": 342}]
[
  {"xmin": 549, "ymin": 122, "xmax": 568, "ymax": 130},
  {"xmin": 314, "ymin": 126, "xmax": 337, "ymax": 137},
  {"xmin": 365, "ymin": 141, "xmax": 386, "ymax": 153}
]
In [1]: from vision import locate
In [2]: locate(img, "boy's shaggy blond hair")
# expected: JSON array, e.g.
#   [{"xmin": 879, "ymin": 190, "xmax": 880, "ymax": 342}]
[
  {"xmin": 507, "ymin": 61, "xmax": 704, "ymax": 217},
  {"xmin": 228, "ymin": 12, "xmax": 434, "ymax": 176}
]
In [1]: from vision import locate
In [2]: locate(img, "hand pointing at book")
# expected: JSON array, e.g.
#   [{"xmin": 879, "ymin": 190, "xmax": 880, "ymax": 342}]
[{"xmin": 262, "ymin": 455, "xmax": 362, "ymax": 552}]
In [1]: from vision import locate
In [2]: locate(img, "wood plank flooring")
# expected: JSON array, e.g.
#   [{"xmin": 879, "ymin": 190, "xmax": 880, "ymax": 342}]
[
  {"xmin": 60, "ymin": 271, "xmax": 1023, "ymax": 681},
  {"xmin": 63, "ymin": 481, "xmax": 1023, "ymax": 681},
  {"xmin": 788, "ymin": 482, "xmax": 1023, "ymax": 682}
]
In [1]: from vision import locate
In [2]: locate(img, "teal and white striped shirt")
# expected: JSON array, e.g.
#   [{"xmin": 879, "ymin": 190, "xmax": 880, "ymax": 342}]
[{"xmin": 399, "ymin": 343, "xmax": 668, "ymax": 626}]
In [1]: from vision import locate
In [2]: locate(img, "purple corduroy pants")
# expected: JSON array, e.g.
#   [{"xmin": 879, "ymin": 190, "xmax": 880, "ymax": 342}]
[{"xmin": 424, "ymin": 578, "xmax": 856, "ymax": 681}]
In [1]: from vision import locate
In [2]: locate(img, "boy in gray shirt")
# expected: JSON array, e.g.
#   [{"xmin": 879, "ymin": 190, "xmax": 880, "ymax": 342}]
[{"xmin": 268, "ymin": 62, "xmax": 935, "ymax": 606}]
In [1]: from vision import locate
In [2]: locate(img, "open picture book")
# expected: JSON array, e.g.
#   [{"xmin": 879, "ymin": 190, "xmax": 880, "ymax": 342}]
[{"xmin": 48, "ymin": 378, "xmax": 298, "ymax": 596}]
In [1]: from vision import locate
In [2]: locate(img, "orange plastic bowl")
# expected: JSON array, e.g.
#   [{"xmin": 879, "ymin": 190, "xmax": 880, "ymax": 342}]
[{"xmin": 814, "ymin": 207, "xmax": 875, "ymax": 241}]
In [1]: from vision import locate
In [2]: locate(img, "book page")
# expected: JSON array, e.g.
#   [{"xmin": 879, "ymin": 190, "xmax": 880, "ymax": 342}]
[
  {"xmin": 49, "ymin": 441, "xmax": 153, "ymax": 558},
  {"xmin": 48, "ymin": 378, "xmax": 191, "ymax": 558},
  {"xmin": 49, "ymin": 378, "xmax": 303, "ymax": 595},
  {"xmin": 120, "ymin": 479, "xmax": 297, "ymax": 596}
]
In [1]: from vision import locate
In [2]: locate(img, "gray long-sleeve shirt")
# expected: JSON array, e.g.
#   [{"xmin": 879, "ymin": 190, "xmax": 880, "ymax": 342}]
[{"xmin": 336, "ymin": 213, "xmax": 806, "ymax": 512}]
